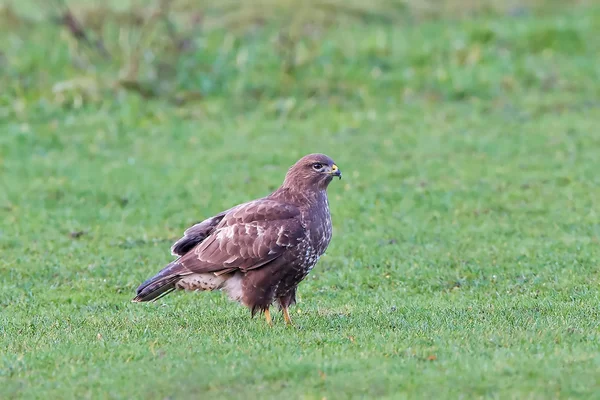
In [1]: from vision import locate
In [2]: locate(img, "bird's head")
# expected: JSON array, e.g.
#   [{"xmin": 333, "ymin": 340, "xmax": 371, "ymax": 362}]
[{"xmin": 282, "ymin": 153, "xmax": 341, "ymax": 191}]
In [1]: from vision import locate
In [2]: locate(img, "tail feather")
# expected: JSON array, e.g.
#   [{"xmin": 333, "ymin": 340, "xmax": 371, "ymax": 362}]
[{"xmin": 132, "ymin": 261, "xmax": 186, "ymax": 303}]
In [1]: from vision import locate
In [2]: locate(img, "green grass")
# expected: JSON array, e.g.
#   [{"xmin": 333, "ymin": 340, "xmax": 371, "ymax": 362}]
[{"xmin": 2, "ymin": 1, "xmax": 600, "ymax": 399}]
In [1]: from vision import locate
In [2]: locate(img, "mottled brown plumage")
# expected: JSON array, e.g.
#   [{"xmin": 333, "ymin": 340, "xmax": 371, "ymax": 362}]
[{"xmin": 132, "ymin": 153, "xmax": 341, "ymax": 325}]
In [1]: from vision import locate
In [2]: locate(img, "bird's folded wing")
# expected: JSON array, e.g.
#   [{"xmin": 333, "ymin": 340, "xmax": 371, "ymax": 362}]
[
  {"xmin": 170, "ymin": 208, "xmax": 232, "ymax": 256},
  {"xmin": 175, "ymin": 200, "xmax": 305, "ymax": 274}
]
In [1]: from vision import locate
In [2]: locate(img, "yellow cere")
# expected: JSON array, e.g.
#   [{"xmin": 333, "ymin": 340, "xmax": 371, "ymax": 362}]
[{"xmin": 332, "ymin": 164, "xmax": 339, "ymax": 172}]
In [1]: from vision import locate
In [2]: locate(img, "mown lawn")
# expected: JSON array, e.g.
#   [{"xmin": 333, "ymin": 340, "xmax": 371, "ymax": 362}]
[{"xmin": 2, "ymin": 1, "xmax": 600, "ymax": 399}]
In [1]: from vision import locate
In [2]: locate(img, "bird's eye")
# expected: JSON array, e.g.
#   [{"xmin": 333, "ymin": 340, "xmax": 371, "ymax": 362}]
[{"xmin": 312, "ymin": 163, "xmax": 323, "ymax": 170}]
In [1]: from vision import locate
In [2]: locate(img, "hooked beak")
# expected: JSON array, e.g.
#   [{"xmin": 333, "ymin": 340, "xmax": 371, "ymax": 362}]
[{"xmin": 329, "ymin": 164, "xmax": 342, "ymax": 179}]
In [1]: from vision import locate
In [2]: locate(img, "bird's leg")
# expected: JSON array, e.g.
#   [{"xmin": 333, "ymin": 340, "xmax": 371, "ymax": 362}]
[
  {"xmin": 282, "ymin": 306, "xmax": 293, "ymax": 326},
  {"xmin": 264, "ymin": 308, "xmax": 273, "ymax": 326},
  {"xmin": 278, "ymin": 293, "xmax": 295, "ymax": 326}
]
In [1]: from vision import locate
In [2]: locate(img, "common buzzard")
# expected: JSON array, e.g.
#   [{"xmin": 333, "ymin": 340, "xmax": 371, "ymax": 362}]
[{"xmin": 132, "ymin": 153, "xmax": 341, "ymax": 325}]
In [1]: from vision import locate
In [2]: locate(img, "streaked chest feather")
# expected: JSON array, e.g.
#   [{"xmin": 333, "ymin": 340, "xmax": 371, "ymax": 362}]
[{"xmin": 305, "ymin": 199, "xmax": 333, "ymax": 256}]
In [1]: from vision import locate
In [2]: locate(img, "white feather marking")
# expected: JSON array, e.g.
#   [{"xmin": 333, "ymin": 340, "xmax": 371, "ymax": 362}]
[
  {"xmin": 223, "ymin": 272, "xmax": 244, "ymax": 303},
  {"xmin": 216, "ymin": 226, "xmax": 235, "ymax": 241},
  {"xmin": 176, "ymin": 273, "xmax": 227, "ymax": 291},
  {"xmin": 226, "ymin": 227, "xmax": 235, "ymax": 239},
  {"xmin": 245, "ymin": 223, "xmax": 265, "ymax": 236}
]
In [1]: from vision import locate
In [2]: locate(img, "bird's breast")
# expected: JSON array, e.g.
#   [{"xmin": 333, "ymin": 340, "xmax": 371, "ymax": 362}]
[{"xmin": 303, "ymin": 200, "xmax": 333, "ymax": 257}]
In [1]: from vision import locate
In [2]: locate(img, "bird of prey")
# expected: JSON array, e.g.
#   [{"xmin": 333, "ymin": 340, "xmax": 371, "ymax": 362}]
[{"xmin": 132, "ymin": 153, "xmax": 341, "ymax": 325}]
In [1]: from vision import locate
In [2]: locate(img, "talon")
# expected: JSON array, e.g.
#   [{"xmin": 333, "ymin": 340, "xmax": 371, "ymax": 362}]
[
  {"xmin": 282, "ymin": 307, "xmax": 293, "ymax": 326},
  {"xmin": 265, "ymin": 309, "xmax": 273, "ymax": 326}
]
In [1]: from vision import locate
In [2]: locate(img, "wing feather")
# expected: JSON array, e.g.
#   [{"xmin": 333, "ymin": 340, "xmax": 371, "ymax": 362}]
[
  {"xmin": 170, "ymin": 207, "xmax": 236, "ymax": 256},
  {"xmin": 177, "ymin": 199, "xmax": 304, "ymax": 274}
]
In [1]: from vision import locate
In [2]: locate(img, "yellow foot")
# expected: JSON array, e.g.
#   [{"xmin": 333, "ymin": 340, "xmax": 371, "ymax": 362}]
[
  {"xmin": 264, "ymin": 309, "xmax": 273, "ymax": 326},
  {"xmin": 282, "ymin": 307, "xmax": 293, "ymax": 326}
]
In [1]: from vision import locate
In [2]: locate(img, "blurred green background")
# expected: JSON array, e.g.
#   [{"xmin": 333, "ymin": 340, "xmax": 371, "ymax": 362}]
[{"xmin": 2, "ymin": 1, "xmax": 600, "ymax": 399}]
